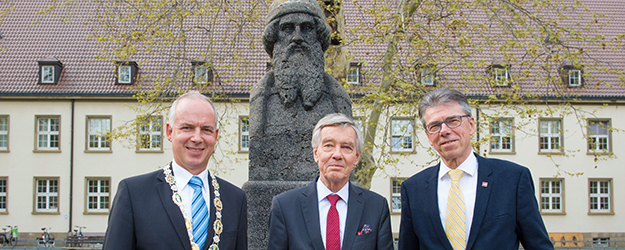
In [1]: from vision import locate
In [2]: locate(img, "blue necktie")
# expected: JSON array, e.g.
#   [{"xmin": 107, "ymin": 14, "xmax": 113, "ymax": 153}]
[{"xmin": 189, "ymin": 176, "xmax": 209, "ymax": 249}]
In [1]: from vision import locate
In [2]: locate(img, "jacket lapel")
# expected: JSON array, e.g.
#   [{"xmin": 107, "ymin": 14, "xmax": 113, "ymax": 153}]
[
  {"xmin": 465, "ymin": 154, "xmax": 493, "ymax": 250},
  {"xmin": 301, "ymin": 181, "xmax": 325, "ymax": 250},
  {"xmin": 426, "ymin": 164, "xmax": 454, "ymax": 250},
  {"xmin": 341, "ymin": 183, "xmax": 363, "ymax": 250},
  {"xmin": 157, "ymin": 165, "xmax": 192, "ymax": 250}
]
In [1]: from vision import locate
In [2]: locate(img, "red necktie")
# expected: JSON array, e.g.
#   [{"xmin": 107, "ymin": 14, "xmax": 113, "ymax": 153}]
[{"xmin": 326, "ymin": 194, "xmax": 341, "ymax": 250}]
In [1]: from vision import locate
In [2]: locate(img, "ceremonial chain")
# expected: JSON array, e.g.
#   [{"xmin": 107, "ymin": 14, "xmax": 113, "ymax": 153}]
[{"xmin": 164, "ymin": 164, "xmax": 223, "ymax": 250}]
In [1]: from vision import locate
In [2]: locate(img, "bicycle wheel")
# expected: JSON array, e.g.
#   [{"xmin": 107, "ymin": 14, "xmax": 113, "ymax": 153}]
[
  {"xmin": 48, "ymin": 235, "xmax": 55, "ymax": 247},
  {"xmin": 10, "ymin": 236, "xmax": 17, "ymax": 247}
]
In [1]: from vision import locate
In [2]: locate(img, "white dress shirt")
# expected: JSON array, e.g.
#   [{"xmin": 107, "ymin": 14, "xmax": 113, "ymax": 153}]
[
  {"xmin": 317, "ymin": 179, "xmax": 349, "ymax": 248},
  {"xmin": 171, "ymin": 161, "xmax": 211, "ymax": 220},
  {"xmin": 437, "ymin": 153, "xmax": 478, "ymax": 240}
]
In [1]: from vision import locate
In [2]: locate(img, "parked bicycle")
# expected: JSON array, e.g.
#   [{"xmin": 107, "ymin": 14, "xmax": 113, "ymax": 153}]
[
  {"xmin": 38, "ymin": 227, "xmax": 55, "ymax": 247},
  {"xmin": 69, "ymin": 225, "xmax": 86, "ymax": 247},
  {"xmin": 0, "ymin": 225, "xmax": 18, "ymax": 247}
]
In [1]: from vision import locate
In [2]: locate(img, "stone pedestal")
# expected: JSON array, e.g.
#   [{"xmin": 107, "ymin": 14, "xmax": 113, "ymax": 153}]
[{"xmin": 242, "ymin": 180, "xmax": 309, "ymax": 250}]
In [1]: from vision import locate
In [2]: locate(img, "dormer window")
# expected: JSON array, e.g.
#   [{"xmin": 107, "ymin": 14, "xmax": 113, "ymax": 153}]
[
  {"xmin": 416, "ymin": 64, "xmax": 437, "ymax": 86},
  {"xmin": 561, "ymin": 65, "xmax": 584, "ymax": 87},
  {"xmin": 488, "ymin": 64, "xmax": 511, "ymax": 86},
  {"xmin": 346, "ymin": 62, "xmax": 361, "ymax": 85},
  {"xmin": 115, "ymin": 61, "xmax": 138, "ymax": 85},
  {"xmin": 191, "ymin": 61, "xmax": 213, "ymax": 84},
  {"xmin": 37, "ymin": 56, "xmax": 63, "ymax": 84}
]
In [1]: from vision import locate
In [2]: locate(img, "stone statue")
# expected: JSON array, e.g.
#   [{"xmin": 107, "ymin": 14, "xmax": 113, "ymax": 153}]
[
  {"xmin": 243, "ymin": 0, "xmax": 353, "ymax": 248},
  {"xmin": 249, "ymin": 0, "xmax": 352, "ymax": 181}
]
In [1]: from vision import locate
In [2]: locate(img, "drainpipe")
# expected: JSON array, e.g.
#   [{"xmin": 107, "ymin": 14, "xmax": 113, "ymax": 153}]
[
  {"xmin": 69, "ymin": 99, "xmax": 75, "ymax": 233},
  {"xmin": 475, "ymin": 106, "xmax": 480, "ymax": 153}
]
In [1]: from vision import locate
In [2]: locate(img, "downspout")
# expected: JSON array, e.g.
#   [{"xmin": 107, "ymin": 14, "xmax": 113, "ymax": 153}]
[
  {"xmin": 69, "ymin": 99, "xmax": 75, "ymax": 233},
  {"xmin": 475, "ymin": 106, "xmax": 480, "ymax": 154}
]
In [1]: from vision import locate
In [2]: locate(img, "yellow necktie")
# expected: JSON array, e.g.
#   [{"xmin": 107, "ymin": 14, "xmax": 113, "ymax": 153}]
[{"xmin": 445, "ymin": 169, "xmax": 466, "ymax": 250}]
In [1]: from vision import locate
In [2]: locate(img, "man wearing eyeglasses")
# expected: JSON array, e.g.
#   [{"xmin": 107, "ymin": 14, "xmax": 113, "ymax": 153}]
[{"xmin": 398, "ymin": 88, "xmax": 553, "ymax": 250}]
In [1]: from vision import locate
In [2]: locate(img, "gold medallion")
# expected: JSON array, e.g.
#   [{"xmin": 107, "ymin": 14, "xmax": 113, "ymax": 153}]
[
  {"xmin": 214, "ymin": 198, "xmax": 223, "ymax": 211},
  {"xmin": 209, "ymin": 244, "xmax": 219, "ymax": 250},
  {"xmin": 173, "ymin": 193, "xmax": 184, "ymax": 205},
  {"xmin": 214, "ymin": 219, "xmax": 223, "ymax": 234}
]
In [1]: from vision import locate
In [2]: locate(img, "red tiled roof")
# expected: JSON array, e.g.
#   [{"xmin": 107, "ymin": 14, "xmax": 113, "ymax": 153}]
[{"xmin": 1, "ymin": 1, "xmax": 623, "ymax": 99}]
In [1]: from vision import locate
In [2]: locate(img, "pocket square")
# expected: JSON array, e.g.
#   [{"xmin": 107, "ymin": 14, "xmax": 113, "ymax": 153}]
[{"xmin": 357, "ymin": 224, "xmax": 372, "ymax": 235}]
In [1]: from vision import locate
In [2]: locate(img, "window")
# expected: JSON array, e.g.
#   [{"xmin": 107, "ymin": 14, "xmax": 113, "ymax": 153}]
[
  {"xmin": 36, "ymin": 116, "xmax": 60, "ymax": 151},
  {"xmin": 561, "ymin": 65, "xmax": 584, "ymax": 87},
  {"xmin": 87, "ymin": 117, "xmax": 111, "ymax": 151},
  {"xmin": 35, "ymin": 178, "xmax": 59, "ymax": 213},
  {"xmin": 118, "ymin": 66, "xmax": 132, "ymax": 84},
  {"xmin": 0, "ymin": 115, "xmax": 8, "ymax": 151},
  {"xmin": 239, "ymin": 116, "xmax": 249, "ymax": 152},
  {"xmin": 41, "ymin": 66, "xmax": 55, "ymax": 83},
  {"xmin": 192, "ymin": 61, "xmax": 213, "ymax": 84},
  {"xmin": 488, "ymin": 64, "xmax": 510, "ymax": 86},
  {"xmin": 138, "ymin": 116, "xmax": 163, "ymax": 151},
  {"xmin": 540, "ymin": 179, "xmax": 564, "ymax": 213},
  {"xmin": 593, "ymin": 238, "xmax": 610, "ymax": 247},
  {"xmin": 391, "ymin": 118, "xmax": 414, "ymax": 152},
  {"xmin": 589, "ymin": 179, "xmax": 612, "ymax": 214},
  {"xmin": 346, "ymin": 62, "xmax": 361, "ymax": 85},
  {"xmin": 391, "ymin": 177, "xmax": 407, "ymax": 213},
  {"xmin": 0, "ymin": 178, "xmax": 6, "ymax": 213},
  {"xmin": 115, "ymin": 61, "xmax": 138, "ymax": 84},
  {"xmin": 539, "ymin": 119, "xmax": 562, "ymax": 153},
  {"xmin": 416, "ymin": 64, "xmax": 436, "ymax": 86},
  {"xmin": 490, "ymin": 118, "xmax": 513, "ymax": 153},
  {"xmin": 588, "ymin": 120, "xmax": 610, "ymax": 153},
  {"xmin": 86, "ymin": 178, "xmax": 110, "ymax": 213},
  {"xmin": 38, "ymin": 56, "xmax": 63, "ymax": 84}
]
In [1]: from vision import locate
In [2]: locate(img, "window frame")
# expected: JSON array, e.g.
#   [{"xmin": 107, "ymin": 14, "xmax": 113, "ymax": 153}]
[
  {"xmin": 114, "ymin": 61, "xmax": 138, "ymax": 85},
  {"xmin": 117, "ymin": 65, "xmax": 132, "ymax": 84},
  {"xmin": 0, "ymin": 177, "xmax": 7, "ymax": 214},
  {"xmin": 137, "ymin": 115, "xmax": 164, "ymax": 152},
  {"xmin": 588, "ymin": 178, "xmax": 613, "ymax": 215},
  {"xmin": 346, "ymin": 62, "xmax": 362, "ymax": 85},
  {"xmin": 0, "ymin": 115, "xmax": 9, "ymax": 152},
  {"xmin": 33, "ymin": 177, "xmax": 60, "ymax": 214},
  {"xmin": 390, "ymin": 177, "xmax": 407, "ymax": 214},
  {"xmin": 34, "ymin": 115, "xmax": 61, "ymax": 152},
  {"xmin": 416, "ymin": 64, "xmax": 437, "ymax": 86},
  {"xmin": 539, "ymin": 178, "xmax": 565, "ymax": 215},
  {"xmin": 561, "ymin": 65, "xmax": 584, "ymax": 87},
  {"xmin": 86, "ymin": 116, "xmax": 112, "ymax": 152},
  {"xmin": 587, "ymin": 119, "xmax": 612, "ymax": 154},
  {"xmin": 390, "ymin": 118, "xmax": 415, "ymax": 153},
  {"xmin": 239, "ymin": 116, "xmax": 250, "ymax": 152},
  {"xmin": 41, "ymin": 65, "xmax": 55, "ymax": 83},
  {"xmin": 488, "ymin": 64, "xmax": 511, "ymax": 87},
  {"xmin": 84, "ymin": 177, "xmax": 111, "ymax": 214},
  {"xmin": 489, "ymin": 118, "xmax": 514, "ymax": 154},
  {"xmin": 538, "ymin": 118, "xmax": 563, "ymax": 154},
  {"xmin": 192, "ymin": 61, "xmax": 213, "ymax": 85}
]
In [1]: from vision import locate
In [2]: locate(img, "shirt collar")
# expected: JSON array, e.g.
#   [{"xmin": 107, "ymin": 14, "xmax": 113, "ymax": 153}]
[
  {"xmin": 438, "ymin": 152, "xmax": 478, "ymax": 180},
  {"xmin": 316, "ymin": 178, "xmax": 350, "ymax": 203},
  {"xmin": 171, "ymin": 160, "xmax": 210, "ymax": 189}
]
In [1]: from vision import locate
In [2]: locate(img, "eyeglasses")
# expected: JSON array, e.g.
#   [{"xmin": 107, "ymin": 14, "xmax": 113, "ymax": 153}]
[{"xmin": 425, "ymin": 115, "xmax": 470, "ymax": 134}]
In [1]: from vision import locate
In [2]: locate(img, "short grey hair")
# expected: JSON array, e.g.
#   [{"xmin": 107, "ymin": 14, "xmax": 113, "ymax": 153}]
[
  {"xmin": 311, "ymin": 113, "xmax": 363, "ymax": 153},
  {"xmin": 168, "ymin": 91, "xmax": 218, "ymax": 127},
  {"xmin": 418, "ymin": 88, "xmax": 471, "ymax": 126}
]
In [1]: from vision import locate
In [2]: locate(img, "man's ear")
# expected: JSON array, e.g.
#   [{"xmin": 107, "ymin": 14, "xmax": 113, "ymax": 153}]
[{"xmin": 166, "ymin": 123, "xmax": 173, "ymax": 142}]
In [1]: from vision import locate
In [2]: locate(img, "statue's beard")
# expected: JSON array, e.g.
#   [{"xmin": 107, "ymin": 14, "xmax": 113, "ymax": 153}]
[{"xmin": 273, "ymin": 41, "xmax": 325, "ymax": 110}]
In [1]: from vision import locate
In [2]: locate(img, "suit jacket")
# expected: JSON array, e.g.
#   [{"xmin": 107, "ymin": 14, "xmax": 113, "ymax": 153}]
[
  {"xmin": 267, "ymin": 178, "xmax": 393, "ymax": 250},
  {"xmin": 398, "ymin": 153, "xmax": 553, "ymax": 250},
  {"xmin": 103, "ymin": 166, "xmax": 247, "ymax": 250}
]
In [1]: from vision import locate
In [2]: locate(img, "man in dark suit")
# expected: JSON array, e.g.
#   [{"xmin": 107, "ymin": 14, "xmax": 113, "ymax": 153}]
[
  {"xmin": 398, "ymin": 88, "xmax": 553, "ymax": 250},
  {"xmin": 267, "ymin": 113, "xmax": 393, "ymax": 250},
  {"xmin": 103, "ymin": 91, "xmax": 247, "ymax": 250}
]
